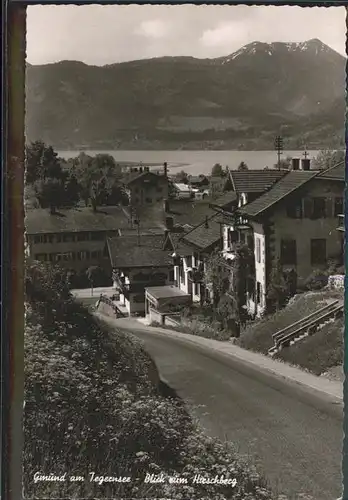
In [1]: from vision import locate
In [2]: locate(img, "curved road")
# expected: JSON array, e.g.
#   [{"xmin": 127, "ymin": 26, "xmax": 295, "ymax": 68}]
[{"xmin": 107, "ymin": 318, "xmax": 343, "ymax": 500}]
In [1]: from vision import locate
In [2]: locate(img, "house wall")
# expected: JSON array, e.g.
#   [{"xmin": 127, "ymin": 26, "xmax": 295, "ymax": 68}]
[
  {"xmin": 26, "ymin": 230, "xmax": 118, "ymax": 271},
  {"xmin": 248, "ymin": 222, "xmax": 266, "ymax": 317},
  {"xmin": 129, "ymin": 175, "xmax": 169, "ymax": 206},
  {"xmin": 174, "ymin": 253, "xmax": 205, "ymax": 303},
  {"xmin": 247, "ymin": 179, "xmax": 344, "ymax": 316},
  {"xmin": 272, "ymin": 179, "xmax": 343, "ymax": 283}
]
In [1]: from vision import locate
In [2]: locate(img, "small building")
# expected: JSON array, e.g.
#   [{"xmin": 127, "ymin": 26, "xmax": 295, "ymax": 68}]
[
  {"xmin": 121, "ymin": 166, "xmax": 169, "ymax": 206},
  {"xmin": 172, "ymin": 183, "xmax": 194, "ymax": 199},
  {"xmin": 174, "ymin": 214, "xmax": 223, "ymax": 304},
  {"xmin": 107, "ymin": 231, "xmax": 188, "ymax": 315},
  {"xmin": 145, "ymin": 285, "xmax": 192, "ymax": 325}
]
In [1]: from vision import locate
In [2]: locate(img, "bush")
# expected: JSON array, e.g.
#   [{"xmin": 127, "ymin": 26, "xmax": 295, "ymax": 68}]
[{"xmin": 304, "ymin": 269, "xmax": 329, "ymax": 291}]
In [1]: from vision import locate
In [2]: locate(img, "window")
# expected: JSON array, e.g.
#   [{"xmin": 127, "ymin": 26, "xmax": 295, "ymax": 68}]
[
  {"xmin": 312, "ymin": 197, "xmax": 326, "ymax": 219},
  {"xmin": 34, "ymin": 234, "xmax": 48, "ymax": 244},
  {"xmin": 48, "ymin": 234, "xmax": 54, "ymax": 243},
  {"xmin": 310, "ymin": 239, "xmax": 326, "ymax": 266},
  {"xmin": 134, "ymin": 188, "xmax": 139, "ymax": 194},
  {"xmin": 256, "ymin": 238, "xmax": 261, "ymax": 263},
  {"xmin": 90, "ymin": 232, "xmax": 104, "ymax": 241},
  {"xmin": 186, "ymin": 255, "xmax": 193, "ymax": 268},
  {"xmin": 286, "ymin": 200, "xmax": 302, "ymax": 218},
  {"xmin": 194, "ymin": 283, "xmax": 199, "ymax": 296},
  {"xmin": 280, "ymin": 239, "xmax": 297, "ymax": 265},
  {"xmin": 63, "ymin": 233, "xmax": 75, "ymax": 243},
  {"xmin": 156, "ymin": 186, "xmax": 162, "ymax": 193},
  {"xmin": 145, "ymin": 197, "xmax": 152, "ymax": 203},
  {"xmin": 77, "ymin": 233, "xmax": 88, "ymax": 241},
  {"xmin": 334, "ymin": 197, "xmax": 344, "ymax": 216},
  {"xmin": 228, "ymin": 230, "xmax": 238, "ymax": 248}
]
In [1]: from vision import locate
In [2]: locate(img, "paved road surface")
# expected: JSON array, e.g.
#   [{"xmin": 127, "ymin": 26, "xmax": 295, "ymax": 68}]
[{"xmin": 110, "ymin": 319, "xmax": 343, "ymax": 500}]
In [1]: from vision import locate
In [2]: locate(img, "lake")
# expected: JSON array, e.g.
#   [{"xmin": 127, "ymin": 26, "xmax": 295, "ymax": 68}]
[{"xmin": 57, "ymin": 150, "xmax": 320, "ymax": 176}]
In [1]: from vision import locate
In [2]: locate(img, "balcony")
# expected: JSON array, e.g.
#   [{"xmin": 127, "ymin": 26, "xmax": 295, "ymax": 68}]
[{"xmin": 337, "ymin": 214, "xmax": 344, "ymax": 232}]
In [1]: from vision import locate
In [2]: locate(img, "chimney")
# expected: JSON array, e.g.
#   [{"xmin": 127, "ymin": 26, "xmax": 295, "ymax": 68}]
[
  {"xmin": 163, "ymin": 199, "xmax": 170, "ymax": 213},
  {"xmin": 163, "ymin": 162, "xmax": 168, "ymax": 178},
  {"xmin": 165, "ymin": 216, "xmax": 174, "ymax": 230},
  {"xmin": 205, "ymin": 216, "xmax": 209, "ymax": 229},
  {"xmin": 301, "ymin": 158, "xmax": 311, "ymax": 171},
  {"xmin": 291, "ymin": 158, "xmax": 300, "ymax": 171}
]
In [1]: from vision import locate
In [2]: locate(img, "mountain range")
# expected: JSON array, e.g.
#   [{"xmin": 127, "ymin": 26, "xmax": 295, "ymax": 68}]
[{"xmin": 25, "ymin": 38, "xmax": 346, "ymax": 150}]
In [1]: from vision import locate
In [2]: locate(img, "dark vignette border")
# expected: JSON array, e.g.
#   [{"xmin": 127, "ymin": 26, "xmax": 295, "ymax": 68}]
[
  {"xmin": 1, "ymin": 2, "xmax": 347, "ymax": 500},
  {"xmin": 3, "ymin": 3, "xmax": 25, "ymax": 500}
]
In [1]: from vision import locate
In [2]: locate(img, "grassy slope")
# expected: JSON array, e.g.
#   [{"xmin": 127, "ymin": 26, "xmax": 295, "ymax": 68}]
[
  {"xmin": 238, "ymin": 290, "xmax": 343, "ymax": 375},
  {"xmin": 24, "ymin": 261, "xmax": 275, "ymax": 500}
]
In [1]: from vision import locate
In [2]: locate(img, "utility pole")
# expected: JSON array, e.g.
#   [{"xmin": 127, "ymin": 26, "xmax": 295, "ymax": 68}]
[{"xmin": 274, "ymin": 135, "xmax": 283, "ymax": 170}]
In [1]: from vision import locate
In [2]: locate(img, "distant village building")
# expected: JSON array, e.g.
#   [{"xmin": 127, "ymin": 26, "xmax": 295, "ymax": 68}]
[{"xmin": 121, "ymin": 164, "xmax": 169, "ymax": 206}]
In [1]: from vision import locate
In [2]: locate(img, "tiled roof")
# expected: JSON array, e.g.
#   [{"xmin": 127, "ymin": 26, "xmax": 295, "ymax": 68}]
[
  {"xmin": 182, "ymin": 214, "xmax": 222, "ymax": 251},
  {"xmin": 239, "ymin": 171, "xmax": 318, "ymax": 218},
  {"xmin": 164, "ymin": 199, "xmax": 216, "ymax": 229},
  {"xmin": 25, "ymin": 206, "xmax": 132, "ymax": 235},
  {"xmin": 229, "ymin": 169, "xmax": 288, "ymax": 194},
  {"xmin": 107, "ymin": 234, "xmax": 174, "ymax": 268},
  {"xmin": 121, "ymin": 204, "xmax": 166, "ymax": 229},
  {"xmin": 169, "ymin": 233, "xmax": 194, "ymax": 256},
  {"xmin": 317, "ymin": 161, "xmax": 345, "ymax": 181},
  {"xmin": 210, "ymin": 191, "xmax": 237, "ymax": 209}
]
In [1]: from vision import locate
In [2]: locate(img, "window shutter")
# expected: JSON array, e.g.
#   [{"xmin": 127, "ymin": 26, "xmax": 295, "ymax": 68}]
[{"xmin": 303, "ymin": 197, "xmax": 313, "ymax": 218}]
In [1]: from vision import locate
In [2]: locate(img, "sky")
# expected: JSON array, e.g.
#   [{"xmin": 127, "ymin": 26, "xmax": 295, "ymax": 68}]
[{"xmin": 26, "ymin": 5, "xmax": 346, "ymax": 66}]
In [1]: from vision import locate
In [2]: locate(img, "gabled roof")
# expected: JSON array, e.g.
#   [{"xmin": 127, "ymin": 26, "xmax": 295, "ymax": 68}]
[
  {"xmin": 107, "ymin": 233, "xmax": 174, "ymax": 268},
  {"xmin": 122, "ymin": 170, "xmax": 165, "ymax": 186},
  {"xmin": 239, "ymin": 170, "xmax": 318, "ymax": 218},
  {"xmin": 26, "ymin": 206, "xmax": 131, "ymax": 235},
  {"xmin": 317, "ymin": 161, "xmax": 345, "ymax": 181},
  {"xmin": 229, "ymin": 169, "xmax": 288, "ymax": 194},
  {"xmin": 181, "ymin": 214, "xmax": 221, "ymax": 251}
]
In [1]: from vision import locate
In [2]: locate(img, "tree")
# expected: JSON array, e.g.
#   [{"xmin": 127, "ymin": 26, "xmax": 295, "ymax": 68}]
[
  {"xmin": 211, "ymin": 163, "xmax": 224, "ymax": 177},
  {"xmin": 34, "ymin": 178, "xmax": 65, "ymax": 214},
  {"xmin": 64, "ymin": 174, "xmax": 80, "ymax": 207},
  {"xmin": 203, "ymin": 249, "xmax": 231, "ymax": 307},
  {"xmin": 26, "ymin": 141, "xmax": 63, "ymax": 184},
  {"xmin": 266, "ymin": 259, "xmax": 288, "ymax": 312},
  {"xmin": 312, "ymin": 150, "xmax": 345, "ymax": 171},
  {"xmin": 237, "ymin": 162, "xmax": 248, "ymax": 171},
  {"xmin": 174, "ymin": 170, "xmax": 188, "ymax": 183}
]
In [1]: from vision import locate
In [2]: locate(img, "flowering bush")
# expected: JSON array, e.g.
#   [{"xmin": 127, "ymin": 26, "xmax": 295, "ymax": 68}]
[{"xmin": 24, "ymin": 262, "xmax": 276, "ymax": 499}]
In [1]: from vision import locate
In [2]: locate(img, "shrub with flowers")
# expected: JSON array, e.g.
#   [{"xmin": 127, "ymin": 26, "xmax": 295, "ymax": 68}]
[{"xmin": 24, "ymin": 261, "xmax": 277, "ymax": 499}]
